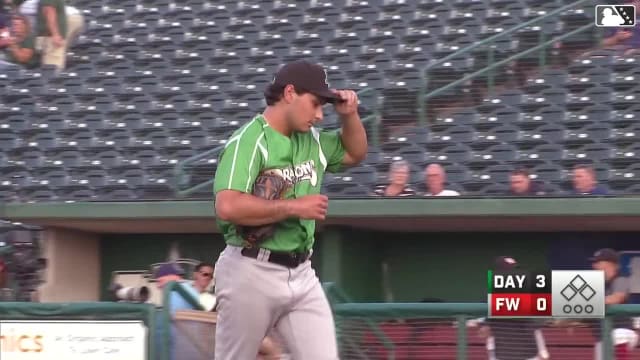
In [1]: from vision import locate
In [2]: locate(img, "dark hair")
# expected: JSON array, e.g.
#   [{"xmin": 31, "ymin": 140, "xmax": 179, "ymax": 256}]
[
  {"xmin": 263, "ymin": 83, "xmax": 309, "ymax": 106},
  {"xmin": 511, "ymin": 168, "xmax": 530, "ymax": 177},
  {"xmin": 195, "ymin": 262, "xmax": 214, "ymax": 272},
  {"xmin": 574, "ymin": 164, "xmax": 595, "ymax": 175}
]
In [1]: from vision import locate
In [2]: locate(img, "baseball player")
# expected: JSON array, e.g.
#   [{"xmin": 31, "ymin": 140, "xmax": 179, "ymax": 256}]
[{"xmin": 212, "ymin": 59, "xmax": 368, "ymax": 360}]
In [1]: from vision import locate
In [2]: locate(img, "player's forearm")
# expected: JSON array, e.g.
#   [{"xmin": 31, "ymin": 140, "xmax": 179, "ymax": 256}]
[
  {"xmin": 339, "ymin": 113, "xmax": 368, "ymax": 164},
  {"xmin": 215, "ymin": 191, "xmax": 294, "ymax": 226}
]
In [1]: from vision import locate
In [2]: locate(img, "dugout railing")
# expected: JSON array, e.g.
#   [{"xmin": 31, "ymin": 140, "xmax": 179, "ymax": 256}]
[
  {"xmin": 161, "ymin": 281, "xmax": 640, "ymax": 360},
  {"xmin": 330, "ymin": 302, "xmax": 640, "ymax": 360},
  {"xmin": 160, "ymin": 280, "xmax": 207, "ymax": 360}
]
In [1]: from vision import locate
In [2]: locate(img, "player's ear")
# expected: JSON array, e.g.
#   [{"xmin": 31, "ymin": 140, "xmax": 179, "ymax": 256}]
[{"xmin": 283, "ymin": 84, "xmax": 297, "ymax": 104}]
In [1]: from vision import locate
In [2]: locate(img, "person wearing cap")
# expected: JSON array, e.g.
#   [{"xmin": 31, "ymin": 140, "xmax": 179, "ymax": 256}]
[
  {"xmin": 590, "ymin": 248, "xmax": 634, "ymax": 360},
  {"xmin": 154, "ymin": 263, "xmax": 200, "ymax": 360},
  {"xmin": 590, "ymin": 248, "xmax": 630, "ymax": 305},
  {"xmin": 477, "ymin": 256, "xmax": 549, "ymax": 360},
  {"xmin": 213, "ymin": 59, "xmax": 367, "ymax": 360}
]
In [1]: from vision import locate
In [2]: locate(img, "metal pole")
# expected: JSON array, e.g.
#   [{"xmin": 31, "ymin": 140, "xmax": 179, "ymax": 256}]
[
  {"xmin": 457, "ymin": 315, "xmax": 468, "ymax": 360},
  {"xmin": 602, "ymin": 316, "xmax": 613, "ymax": 360},
  {"xmin": 488, "ymin": 47, "xmax": 495, "ymax": 95}
]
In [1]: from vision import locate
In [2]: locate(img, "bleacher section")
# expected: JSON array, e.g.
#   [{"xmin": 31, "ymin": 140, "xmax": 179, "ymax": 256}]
[{"xmin": 1, "ymin": 0, "xmax": 638, "ymax": 202}]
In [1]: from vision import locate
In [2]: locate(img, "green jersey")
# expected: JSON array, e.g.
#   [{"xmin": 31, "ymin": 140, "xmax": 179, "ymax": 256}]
[
  {"xmin": 4, "ymin": 35, "xmax": 38, "ymax": 69},
  {"xmin": 37, "ymin": 0, "xmax": 67, "ymax": 38},
  {"xmin": 213, "ymin": 114, "xmax": 346, "ymax": 252}
]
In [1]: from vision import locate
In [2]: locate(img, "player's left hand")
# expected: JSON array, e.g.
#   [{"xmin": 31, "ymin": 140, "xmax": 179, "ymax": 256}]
[{"xmin": 333, "ymin": 90, "xmax": 358, "ymax": 117}]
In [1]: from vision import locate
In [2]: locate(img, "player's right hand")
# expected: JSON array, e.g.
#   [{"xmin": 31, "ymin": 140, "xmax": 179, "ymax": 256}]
[{"xmin": 290, "ymin": 194, "xmax": 328, "ymax": 220}]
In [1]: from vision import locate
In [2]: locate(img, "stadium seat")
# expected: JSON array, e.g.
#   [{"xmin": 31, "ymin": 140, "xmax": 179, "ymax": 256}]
[
  {"xmin": 564, "ymin": 122, "xmax": 612, "ymax": 145},
  {"xmin": 532, "ymin": 163, "xmax": 564, "ymax": 183},
  {"xmin": 0, "ymin": 0, "xmax": 634, "ymax": 200}
]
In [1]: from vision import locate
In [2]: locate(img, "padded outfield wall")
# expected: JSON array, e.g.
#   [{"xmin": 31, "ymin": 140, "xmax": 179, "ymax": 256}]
[{"xmin": 1, "ymin": 198, "xmax": 640, "ymax": 302}]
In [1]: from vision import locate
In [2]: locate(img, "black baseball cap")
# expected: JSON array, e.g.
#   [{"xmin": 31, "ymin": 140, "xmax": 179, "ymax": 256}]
[
  {"xmin": 270, "ymin": 60, "xmax": 342, "ymax": 104},
  {"xmin": 589, "ymin": 248, "xmax": 620, "ymax": 264},
  {"xmin": 494, "ymin": 256, "xmax": 519, "ymax": 270}
]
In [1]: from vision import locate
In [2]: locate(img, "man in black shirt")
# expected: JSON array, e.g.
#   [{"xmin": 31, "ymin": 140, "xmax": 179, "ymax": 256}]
[{"xmin": 482, "ymin": 256, "xmax": 549, "ymax": 360}]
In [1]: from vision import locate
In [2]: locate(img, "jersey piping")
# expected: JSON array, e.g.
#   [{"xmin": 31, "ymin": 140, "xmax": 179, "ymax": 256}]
[{"xmin": 310, "ymin": 127, "xmax": 328, "ymax": 171}]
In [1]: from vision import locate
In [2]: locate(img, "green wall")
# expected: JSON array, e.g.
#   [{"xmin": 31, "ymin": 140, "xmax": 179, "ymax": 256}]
[
  {"xmin": 99, "ymin": 230, "xmax": 550, "ymax": 302},
  {"xmin": 373, "ymin": 232, "xmax": 549, "ymax": 302},
  {"xmin": 99, "ymin": 234, "xmax": 327, "ymax": 301},
  {"xmin": 99, "ymin": 234, "xmax": 227, "ymax": 300}
]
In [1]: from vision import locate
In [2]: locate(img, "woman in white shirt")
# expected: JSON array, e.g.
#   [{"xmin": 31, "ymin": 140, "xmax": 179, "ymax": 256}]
[{"xmin": 423, "ymin": 163, "xmax": 461, "ymax": 196}]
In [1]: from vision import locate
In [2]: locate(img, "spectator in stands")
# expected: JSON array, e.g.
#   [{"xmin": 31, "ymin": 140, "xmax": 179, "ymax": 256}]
[
  {"xmin": 191, "ymin": 262, "xmax": 217, "ymax": 312},
  {"xmin": 35, "ymin": 0, "xmax": 84, "ymax": 72},
  {"xmin": 479, "ymin": 256, "xmax": 549, "ymax": 360},
  {"xmin": 589, "ymin": 249, "xmax": 635, "ymax": 360},
  {"xmin": 0, "ymin": 14, "xmax": 37, "ymax": 69},
  {"xmin": 155, "ymin": 262, "xmax": 200, "ymax": 316},
  {"xmin": 192, "ymin": 262, "xmax": 214, "ymax": 294},
  {"xmin": 423, "ymin": 164, "xmax": 460, "ymax": 197},
  {"xmin": 601, "ymin": 0, "xmax": 640, "ymax": 55},
  {"xmin": 572, "ymin": 165, "xmax": 608, "ymax": 195},
  {"xmin": 154, "ymin": 263, "xmax": 200, "ymax": 360},
  {"xmin": 591, "ymin": 248, "xmax": 629, "ymax": 306},
  {"xmin": 507, "ymin": 168, "xmax": 544, "ymax": 196},
  {"xmin": 373, "ymin": 160, "xmax": 416, "ymax": 197}
]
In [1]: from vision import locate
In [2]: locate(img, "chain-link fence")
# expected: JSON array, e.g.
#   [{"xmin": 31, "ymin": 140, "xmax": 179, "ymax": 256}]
[
  {"xmin": 173, "ymin": 310, "xmax": 216, "ymax": 360},
  {"xmin": 332, "ymin": 303, "xmax": 640, "ymax": 360}
]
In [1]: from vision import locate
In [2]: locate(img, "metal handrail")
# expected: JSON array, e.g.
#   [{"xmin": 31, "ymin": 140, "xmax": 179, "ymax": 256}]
[
  {"xmin": 417, "ymin": 0, "xmax": 596, "ymax": 123},
  {"xmin": 418, "ymin": 22, "xmax": 595, "ymax": 122},
  {"xmin": 160, "ymin": 281, "xmax": 204, "ymax": 360},
  {"xmin": 422, "ymin": 0, "xmax": 593, "ymax": 76},
  {"xmin": 173, "ymin": 87, "xmax": 380, "ymax": 198}
]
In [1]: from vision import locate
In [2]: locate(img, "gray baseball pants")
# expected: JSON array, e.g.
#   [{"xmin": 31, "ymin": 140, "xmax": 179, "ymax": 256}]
[{"xmin": 213, "ymin": 245, "xmax": 338, "ymax": 360}]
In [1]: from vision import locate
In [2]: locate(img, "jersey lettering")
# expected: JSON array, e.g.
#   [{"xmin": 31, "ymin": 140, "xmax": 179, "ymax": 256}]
[{"xmin": 271, "ymin": 160, "xmax": 318, "ymax": 187}]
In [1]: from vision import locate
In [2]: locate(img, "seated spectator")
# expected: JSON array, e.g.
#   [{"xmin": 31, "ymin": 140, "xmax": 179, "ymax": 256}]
[
  {"xmin": 191, "ymin": 262, "xmax": 216, "ymax": 311},
  {"xmin": 589, "ymin": 249, "xmax": 634, "ymax": 360},
  {"xmin": 373, "ymin": 160, "xmax": 416, "ymax": 197},
  {"xmin": 507, "ymin": 168, "xmax": 544, "ymax": 196},
  {"xmin": 423, "ymin": 164, "xmax": 460, "ymax": 197},
  {"xmin": 601, "ymin": 0, "xmax": 639, "ymax": 55},
  {"xmin": 572, "ymin": 165, "xmax": 608, "ymax": 195},
  {"xmin": 154, "ymin": 263, "xmax": 200, "ymax": 360},
  {"xmin": 35, "ymin": 0, "xmax": 84, "ymax": 72},
  {"xmin": 0, "ymin": 14, "xmax": 37, "ymax": 69}
]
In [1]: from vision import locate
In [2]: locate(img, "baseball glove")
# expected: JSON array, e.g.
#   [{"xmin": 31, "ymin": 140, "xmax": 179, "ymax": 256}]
[{"xmin": 237, "ymin": 169, "xmax": 290, "ymax": 246}]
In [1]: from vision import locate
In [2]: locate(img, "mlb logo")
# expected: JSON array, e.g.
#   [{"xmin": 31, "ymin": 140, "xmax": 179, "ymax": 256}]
[{"xmin": 595, "ymin": 5, "xmax": 636, "ymax": 27}]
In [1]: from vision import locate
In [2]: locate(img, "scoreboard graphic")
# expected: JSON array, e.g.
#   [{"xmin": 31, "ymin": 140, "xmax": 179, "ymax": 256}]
[{"xmin": 488, "ymin": 270, "xmax": 605, "ymax": 318}]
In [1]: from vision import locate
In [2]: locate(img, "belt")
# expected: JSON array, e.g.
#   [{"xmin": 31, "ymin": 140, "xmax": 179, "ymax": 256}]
[{"xmin": 240, "ymin": 247, "xmax": 310, "ymax": 268}]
